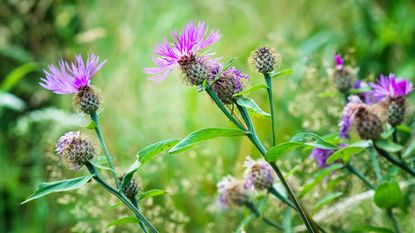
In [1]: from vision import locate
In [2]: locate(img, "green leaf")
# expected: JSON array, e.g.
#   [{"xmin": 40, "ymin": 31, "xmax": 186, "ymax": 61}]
[
  {"xmin": 106, "ymin": 216, "xmax": 140, "ymax": 228},
  {"xmin": 85, "ymin": 120, "xmax": 97, "ymax": 129},
  {"xmin": 137, "ymin": 139, "xmax": 180, "ymax": 165},
  {"xmin": 120, "ymin": 161, "xmax": 141, "ymax": 192},
  {"xmin": 138, "ymin": 189, "xmax": 167, "ymax": 201},
  {"xmin": 266, "ymin": 132, "xmax": 338, "ymax": 162},
  {"xmin": 235, "ymin": 214, "xmax": 255, "ymax": 233},
  {"xmin": 374, "ymin": 180, "xmax": 402, "ymax": 209},
  {"xmin": 300, "ymin": 164, "xmax": 343, "ymax": 196},
  {"xmin": 236, "ymin": 96, "xmax": 270, "ymax": 117},
  {"xmin": 169, "ymin": 128, "xmax": 246, "ymax": 153},
  {"xmin": 313, "ymin": 192, "xmax": 343, "ymax": 213},
  {"xmin": 269, "ymin": 69, "xmax": 294, "ymax": 78},
  {"xmin": 22, "ymin": 175, "xmax": 94, "ymax": 204},
  {"xmin": 1, "ymin": 63, "xmax": 38, "ymax": 92},
  {"xmin": 327, "ymin": 141, "xmax": 371, "ymax": 164},
  {"xmin": 375, "ymin": 139, "xmax": 403, "ymax": 153},
  {"xmin": 396, "ymin": 124, "xmax": 412, "ymax": 133},
  {"xmin": 89, "ymin": 160, "xmax": 115, "ymax": 172},
  {"xmin": 381, "ymin": 125, "xmax": 394, "ymax": 139},
  {"xmin": 108, "ymin": 202, "xmax": 123, "ymax": 209},
  {"xmin": 351, "ymin": 226, "xmax": 393, "ymax": 233},
  {"xmin": 233, "ymin": 84, "xmax": 267, "ymax": 97},
  {"xmin": 349, "ymin": 86, "xmax": 372, "ymax": 94},
  {"xmin": 403, "ymin": 137, "xmax": 415, "ymax": 158}
]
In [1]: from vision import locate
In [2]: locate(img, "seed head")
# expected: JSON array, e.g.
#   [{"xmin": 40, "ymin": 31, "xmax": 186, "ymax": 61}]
[
  {"xmin": 217, "ymin": 176, "xmax": 250, "ymax": 209},
  {"xmin": 178, "ymin": 54, "xmax": 211, "ymax": 85},
  {"xmin": 355, "ymin": 108, "xmax": 383, "ymax": 140},
  {"xmin": 118, "ymin": 175, "xmax": 139, "ymax": 199},
  {"xmin": 56, "ymin": 131, "xmax": 95, "ymax": 170},
  {"xmin": 387, "ymin": 96, "xmax": 406, "ymax": 126},
  {"xmin": 243, "ymin": 157, "xmax": 275, "ymax": 190},
  {"xmin": 73, "ymin": 86, "xmax": 100, "ymax": 114},
  {"xmin": 249, "ymin": 46, "xmax": 280, "ymax": 73}
]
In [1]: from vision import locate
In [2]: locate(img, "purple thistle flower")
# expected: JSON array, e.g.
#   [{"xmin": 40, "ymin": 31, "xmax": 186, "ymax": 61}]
[
  {"xmin": 144, "ymin": 21, "xmax": 221, "ymax": 82},
  {"xmin": 40, "ymin": 54, "xmax": 106, "ymax": 94},
  {"xmin": 352, "ymin": 80, "xmax": 379, "ymax": 104},
  {"xmin": 243, "ymin": 157, "xmax": 274, "ymax": 190},
  {"xmin": 369, "ymin": 74, "xmax": 413, "ymax": 100},
  {"xmin": 56, "ymin": 131, "xmax": 80, "ymax": 158},
  {"xmin": 217, "ymin": 176, "xmax": 249, "ymax": 209},
  {"xmin": 339, "ymin": 96, "xmax": 364, "ymax": 139},
  {"xmin": 335, "ymin": 54, "xmax": 344, "ymax": 69}
]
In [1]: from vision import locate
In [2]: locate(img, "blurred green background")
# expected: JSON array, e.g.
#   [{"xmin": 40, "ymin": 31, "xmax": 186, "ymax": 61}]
[{"xmin": 1, "ymin": 0, "xmax": 415, "ymax": 232}]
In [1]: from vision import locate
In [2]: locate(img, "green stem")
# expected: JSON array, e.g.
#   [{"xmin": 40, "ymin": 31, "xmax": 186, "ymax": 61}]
[
  {"xmin": 131, "ymin": 197, "xmax": 149, "ymax": 233},
  {"xmin": 374, "ymin": 145, "xmax": 415, "ymax": 177},
  {"xmin": 90, "ymin": 112, "xmax": 119, "ymax": 188},
  {"xmin": 369, "ymin": 147, "xmax": 382, "ymax": 182},
  {"xmin": 237, "ymin": 104, "xmax": 318, "ymax": 233},
  {"xmin": 205, "ymin": 87, "xmax": 246, "ymax": 131},
  {"xmin": 244, "ymin": 202, "xmax": 283, "ymax": 231},
  {"xmin": 392, "ymin": 130, "xmax": 402, "ymax": 160},
  {"xmin": 345, "ymin": 164, "xmax": 375, "ymax": 189},
  {"xmin": 85, "ymin": 162, "xmax": 158, "ymax": 233},
  {"xmin": 264, "ymin": 73, "xmax": 276, "ymax": 146},
  {"xmin": 386, "ymin": 209, "xmax": 401, "ymax": 233},
  {"xmin": 268, "ymin": 186, "xmax": 296, "ymax": 209}
]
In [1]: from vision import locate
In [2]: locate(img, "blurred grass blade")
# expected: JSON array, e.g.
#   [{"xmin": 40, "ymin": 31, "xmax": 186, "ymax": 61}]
[
  {"xmin": 106, "ymin": 216, "xmax": 140, "ymax": 228},
  {"xmin": 137, "ymin": 139, "xmax": 180, "ymax": 165},
  {"xmin": 327, "ymin": 141, "xmax": 371, "ymax": 164},
  {"xmin": 2, "ymin": 63, "xmax": 38, "ymax": 92},
  {"xmin": 236, "ymin": 96, "xmax": 270, "ymax": 117},
  {"xmin": 21, "ymin": 175, "xmax": 94, "ymax": 204},
  {"xmin": 169, "ymin": 128, "xmax": 245, "ymax": 153}
]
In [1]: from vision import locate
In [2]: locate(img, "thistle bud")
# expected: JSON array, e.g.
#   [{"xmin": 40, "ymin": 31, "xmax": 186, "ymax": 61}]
[
  {"xmin": 355, "ymin": 108, "xmax": 383, "ymax": 140},
  {"xmin": 56, "ymin": 131, "xmax": 95, "ymax": 170},
  {"xmin": 249, "ymin": 46, "xmax": 280, "ymax": 74},
  {"xmin": 333, "ymin": 54, "xmax": 353, "ymax": 93},
  {"xmin": 243, "ymin": 157, "xmax": 275, "ymax": 190},
  {"xmin": 119, "ymin": 175, "xmax": 139, "ymax": 199},
  {"xmin": 217, "ymin": 176, "xmax": 250, "ymax": 209},
  {"xmin": 178, "ymin": 54, "xmax": 210, "ymax": 86},
  {"xmin": 212, "ymin": 67, "xmax": 249, "ymax": 104},
  {"xmin": 74, "ymin": 86, "xmax": 100, "ymax": 114},
  {"xmin": 387, "ymin": 96, "xmax": 406, "ymax": 126}
]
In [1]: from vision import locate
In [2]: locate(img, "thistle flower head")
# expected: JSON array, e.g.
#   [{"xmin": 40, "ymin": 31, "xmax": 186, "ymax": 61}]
[
  {"xmin": 56, "ymin": 131, "xmax": 95, "ymax": 170},
  {"xmin": 310, "ymin": 148, "xmax": 335, "ymax": 168},
  {"xmin": 243, "ymin": 157, "xmax": 275, "ymax": 190},
  {"xmin": 369, "ymin": 74, "xmax": 413, "ymax": 100},
  {"xmin": 40, "ymin": 54, "xmax": 106, "ymax": 94},
  {"xmin": 212, "ymin": 67, "xmax": 249, "ymax": 104},
  {"xmin": 73, "ymin": 86, "xmax": 101, "ymax": 114},
  {"xmin": 217, "ymin": 176, "xmax": 249, "ymax": 209},
  {"xmin": 144, "ymin": 21, "xmax": 221, "ymax": 83},
  {"xmin": 118, "ymin": 175, "xmax": 139, "ymax": 199},
  {"xmin": 339, "ymin": 96, "xmax": 365, "ymax": 139},
  {"xmin": 249, "ymin": 46, "xmax": 281, "ymax": 73},
  {"xmin": 352, "ymin": 80, "xmax": 379, "ymax": 104},
  {"xmin": 335, "ymin": 54, "xmax": 344, "ymax": 70}
]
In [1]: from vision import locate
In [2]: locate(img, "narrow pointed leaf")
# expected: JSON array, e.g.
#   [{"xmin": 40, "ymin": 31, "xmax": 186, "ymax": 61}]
[
  {"xmin": 374, "ymin": 139, "xmax": 403, "ymax": 153},
  {"xmin": 236, "ymin": 96, "xmax": 270, "ymax": 117},
  {"xmin": 269, "ymin": 69, "xmax": 294, "ymax": 78},
  {"xmin": 313, "ymin": 192, "xmax": 343, "ymax": 213},
  {"xmin": 106, "ymin": 216, "xmax": 140, "ymax": 228},
  {"xmin": 233, "ymin": 84, "xmax": 267, "ymax": 97},
  {"xmin": 22, "ymin": 175, "xmax": 94, "ymax": 204},
  {"xmin": 120, "ymin": 161, "xmax": 141, "ymax": 191},
  {"xmin": 169, "ymin": 128, "xmax": 245, "ymax": 153},
  {"xmin": 137, "ymin": 139, "xmax": 180, "ymax": 165},
  {"xmin": 327, "ymin": 141, "xmax": 371, "ymax": 164},
  {"xmin": 89, "ymin": 160, "xmax": 115, "ymax": 172},
  {"xmin": 138, "ymin": 189, "xmax": 167, "ymax": 201}
]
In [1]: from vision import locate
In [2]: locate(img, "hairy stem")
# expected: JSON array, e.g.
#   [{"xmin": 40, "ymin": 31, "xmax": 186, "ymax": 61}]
[
  {"xmin": 85, "ymin": 162, "xmax": 157, "ymax": 233},
  {"xmin": 244, "ymin": 202, "xmax": 283, "ymax": 231},
  {"xmin": 264, "ymin": 73, "xmax": 276, "ymax": 146},
  {"xmin": 90, "ymin": 112, "xmax": 119, "ymax": 188}
]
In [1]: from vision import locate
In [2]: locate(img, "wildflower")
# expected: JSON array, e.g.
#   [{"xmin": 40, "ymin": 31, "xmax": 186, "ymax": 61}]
[
  {"xmin": 118, "ymin": 175, "xmax": 139, "ymax": 199},
  {"xmin": 56, "ymin": 131, "xmax": 95, "ymax": 170},
  {"xmin": 40, "ymin": 54, "xmax": 106, "ymax": 114},
  {"xmin": 217, "ymin": 176, "xmax": 249, "ymax": 209},
  {"xmin": 310, "ymin": 148, "xmax": 335, "ymax": 168},
  {"xmin": 243, "ymin": 157, "xmax": 275, "ymax": 190},
  {"xmin": 369, "ymin": 74, "xmax": 413, "ymax": 126},
  {"xmin": 339, "ymin": 96, "xmax": 384, "ymax": 140},
  {"xmin": 352, "ymin": 80, "xmax": 378, "ymax": 104},
  {"xmin": 144, "ymin": 21, "xmax": 221, "ymax": 84},
  {"xmin": 211, "ymin": 67, "xmax": 249, "ymax": 104},
  {"xmin": 333, "ymin": 54, "xmax": 353, "ymax": 93},
  {"xmin": 249, "ymin": 46, "xmax": 281, "ymax": 74}
]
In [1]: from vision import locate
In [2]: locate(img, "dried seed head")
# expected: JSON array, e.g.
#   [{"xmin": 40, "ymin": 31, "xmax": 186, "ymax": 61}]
[
  {"xmin": 118, "ymin": 175, "xmax": 139, "ymax": 199},
  {"xmin": 74, "ymin": 86, "xmax": 100, "ymax": 114},
  {"xmin": 356, "ymin": 108, "xmax": 383, "ymax": 140},
  {"xmin": 178, "ymin": 54, "xmax": 210, "ymax": 86},
  {"xmin": 217, "ymin": 176, "xmax": 250, "ymax": 209},
  {"xmin": 56, "ymin": 131, "xmax": 95, "ymax": 170},
  {"xmin": 249, "ymin": 46, "xmax": 281, "ymax": 73},
  {"xmin": 387, "ymin": 96, "xmax": 406, "ymax": 126}
]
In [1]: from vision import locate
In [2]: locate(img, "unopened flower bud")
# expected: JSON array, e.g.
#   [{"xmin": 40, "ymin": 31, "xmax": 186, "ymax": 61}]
[
  {"xmin": 243, "ymin": 157, "xmax": 275, "ymax": 190},
  {"xmin": 212, "ymin": 67, "xmax": 249, "ymax": 104},
  {"xmin": 333, "ymin": 54, "xmax": 353, "ymax": 93},
  {"xmin": 178, "ymin": 54, "xmax": 210, "ymax": 85},
  {"xmin": 356, "ymin": 108, "xmax": 383, "ymax": 140},
  {"xmin": 56, "ymin": 131, "xmax": 95, "ymax": 170},
  {"xmin": 387, "ymin": 96, "xmax": 406, "ymax": 126},
  {"xmin": 217, "ymin": 176, "xmax": 250, "ymax": 209},
  {"xmin": 249, "ymin": 46, "xmax": 280, "ymax": 74},
  {"xmin": 74, "ymin": 86, "xmax": 100, "ymax": 114},
  {"xmin": 119, "ymin": 175, "xmax": 139, "ymax": 199}
]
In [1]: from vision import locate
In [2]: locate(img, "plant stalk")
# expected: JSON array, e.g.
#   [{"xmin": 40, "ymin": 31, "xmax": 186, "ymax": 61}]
[
  {"xmin": 244, "ymin": 202, "xmax": 283, "ymax": 231},
  {"xmin": 345, "ymin": 164, "xmax": 375, "ymax": 189},
  {"xmin": 374, "ymin": 145, "xmax": 415, "ymax": 177},
  {"xmin": 264, "ymin": 73, "xmax": 276, "ymax": 146},
  {"xmin": 131, "ymin": 197, "xmax": 149, "ymax": 233},
  {"xmin": 386, "ymin": 209, "xmax": 401, "ymax": 233},
  {"xmin": 392, "ymin": 130, "xmax": 402, "ymax": 159}
]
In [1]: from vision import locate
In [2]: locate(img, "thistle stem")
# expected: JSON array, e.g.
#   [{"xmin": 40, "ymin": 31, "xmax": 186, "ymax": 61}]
[
  {"xmin": 386, "ymin": 209, "xmax": 401, "ymax": 233},
  {"xmin": 345, "ymin": 164, "xmax": 375, "ymax": 189},
  {"xmin": 268, "ymin": 186, "xmax": 296, "ymax": 209},
  {"xmin": 85, "ymin": 162, "xmax": 157, "ymax": 233},
  {"xmin": 237, "ymin": 104, "xmax": 319, "ymax": 233},
  {"xmin": 244, "ymin": 202, "xmax": 283, "ymax": 231},
  {"xmin": 131, "ymin": 197, "xmax": 150, "ymax": 233},
  {"xmin": 264, "ymin": 73, "xmax": 276, "ymax": 146},
  {"xmin": 392, "ymin": 130, "xmax": 402, "ymax": 159},
  {"xmin": 374, "ymin": 145, "xmax": 415, "ymax": 177},
  {"xmin": 90, "ymin": 112, "xmax": 119, "ymax": 188}
]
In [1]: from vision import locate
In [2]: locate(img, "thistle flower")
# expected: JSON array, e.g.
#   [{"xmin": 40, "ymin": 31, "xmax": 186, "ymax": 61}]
[
  {"xmin": 118, "ymin": 175, "xmax": 139, "ymax": 199},
  {"xmin": 40, "ymin": 54, "xmax": 106, "ymax": 114},
  {"xmin": 56, "ymin": 131, "xmax": 95, "ymax": 170},
  {"xmin": 243, "ymin": 157, "xmax": 275, "ymax": 190},
  {"xmin": 310, "ymin": 148, "xmax": 335, "ymax": 168},
  {"xmin": 144, "ymin": 21, "xmax": 221, "ymax": 84},
  {"xmin": 352, "ymin": 80, "xmax": 378, "ymax": 104},
  {"xmin": 217, "ymin": 176, "xmax": 249, "ymax": 209},
  {"xmin": 333, "ymin": 54, "xmax": 353, "ymax": 93},
  {"xmin": 335, "ymin": 54, "xmax": 344, "ymax": 70},
  {"xmin": 249, "ymin": 46, "xmax": 281, "ymax": 74},
  {"xmin": 211, "ymin": 67, "xmax": 249, "ymax": 104},
  {"xmin": 339, "ymin": 96, "xmax": 384, "ymax": 140}
]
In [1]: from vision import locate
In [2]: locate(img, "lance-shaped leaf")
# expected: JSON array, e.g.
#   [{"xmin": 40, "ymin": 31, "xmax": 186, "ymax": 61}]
[
  {"xmin": 233, "ymin": 84, "xmax": 267, "ymax": 97},
  {"xmin": 327, "ymin": 141, "xmax": 371, "ymax": 164},
  {"xmin": 169, "ymin": 128, "xmax": 246, "ymax": 153},
  {"xmin": 374, "ymin": 139, "xmax": 403, "ymax": 153},
  {"xmin": 120, "ymin": 161, "xmax": 141, "ymax": 192},
  {"xmin": 313, "ymin": 192, "xmax": 343, "ymax": 213},
  {"xmin": 106, "ymin": 216, "xmax": 140, "ymax": 228},
  {"xmin": 138, "ymin": 189, "xmax": 167, "ymax": 201},
  {"xmin": 137, "ymin": 139, "xmax": 180, "ymax": 166},
  {"xmin": 266, "ymin": 132, "xmax": 338, "ymax": 162},
  {"xmin": 236, "ymin": 96, "xmax": 270, "ymax": 117},
  {"xmin": 21, "ymin": 175, "xmax": 94, "ymax": 204},
  {"xmin": 269, "ymin": 69, "xmax": 294, "ymax": 78}
]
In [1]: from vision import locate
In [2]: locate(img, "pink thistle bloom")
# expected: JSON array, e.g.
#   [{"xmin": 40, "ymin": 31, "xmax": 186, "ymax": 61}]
[
  {"xmin": 369, "ymin": 74, "xmax": 413, "ymax": 100},
  {"xmin": 144, "ymin": 21, "xmax": 221, "ymax": 83},
  {"xmin": 40, "ymin": 54, "xmax": 106, "ymax": 94},
  {"xmin": 335, "ymin": 54, "xmax": 344, "ymax": 70}
]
